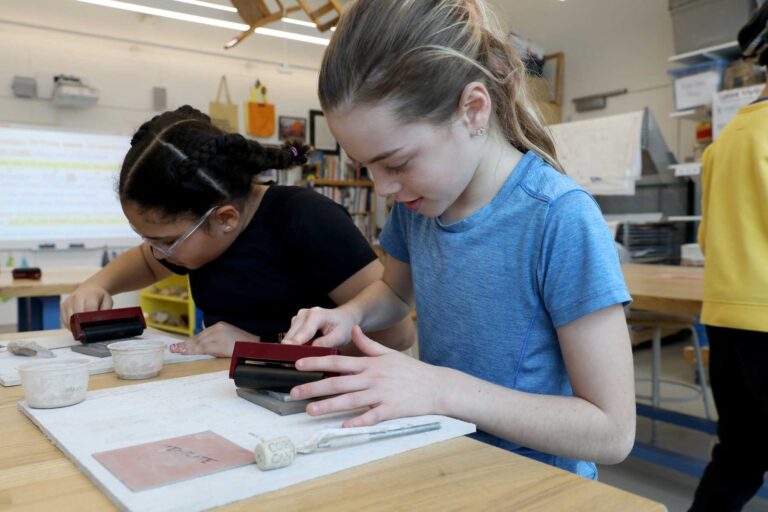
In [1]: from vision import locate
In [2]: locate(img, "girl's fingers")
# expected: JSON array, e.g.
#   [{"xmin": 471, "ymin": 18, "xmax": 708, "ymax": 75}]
[
  {"xmin": 309, "ymin": 331, "xmax": 345, "ymax": 348},
  {"xmin": 350, "ymin": 326, "xmax": 391, "ymax": 356},
  {"xmin": 284, "ymin": 308, "xmax": 329, "ymax": 345},
  {"xmin": 291, "ymin": 373, "xmax": 368, "ymax": 401},
  {"xmin": 305, "ymin": 390, "xmax": 379, "ymax": 416},
  {"xmin": 295, "ymin": 354, "xmax": 365, "ymax": 374},
  {"xmin": 342, "ymin": 404, "xmax": 390, "ymax": 428},
  {"xmin": 282, "ymin": 310, "xmax": 310, "ymax": 344},
  {"xmin": 99, "ymin": 294, "xmax": 113, "ymax": 310}
]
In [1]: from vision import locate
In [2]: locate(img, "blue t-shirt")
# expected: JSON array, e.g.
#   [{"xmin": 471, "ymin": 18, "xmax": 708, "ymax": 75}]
[{"xmin": 380, "ymin": 151, "xmax": 631, "ymax": 479}]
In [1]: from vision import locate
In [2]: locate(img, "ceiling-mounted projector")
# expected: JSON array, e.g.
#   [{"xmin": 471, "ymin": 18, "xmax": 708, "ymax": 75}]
[{"xmin": 52, "ymin": 75, "xmax": 99, "ymax": 108}]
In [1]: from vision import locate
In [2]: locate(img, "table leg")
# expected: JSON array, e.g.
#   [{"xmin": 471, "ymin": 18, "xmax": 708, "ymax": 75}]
[{"xmin": 16, "ymin": 296, "xmax": 61, "ymax": 331}]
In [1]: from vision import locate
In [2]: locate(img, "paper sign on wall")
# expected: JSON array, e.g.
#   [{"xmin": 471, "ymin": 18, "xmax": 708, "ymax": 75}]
[
  {"xmin": 674, "ymin": 71, "xmax": 721, "ymax": 111},
  {"xmin": 713, "ymin": 84, "xmax": 764, "ymax": 139}
]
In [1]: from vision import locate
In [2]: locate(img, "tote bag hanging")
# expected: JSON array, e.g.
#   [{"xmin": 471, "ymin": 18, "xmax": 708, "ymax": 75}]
[
  {"xmin": 209, "ymin": 75, "xmax": 239, "ymax": 133},
  {"xmin": 246, "ymin": 80, "xmax": 275, "ymax": 138}
]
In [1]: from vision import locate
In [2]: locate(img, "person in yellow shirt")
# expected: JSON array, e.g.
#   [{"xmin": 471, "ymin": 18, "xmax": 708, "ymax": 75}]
[{"xmin": 690, "ymin": 4, "xmax": 768, "ymax": 511}]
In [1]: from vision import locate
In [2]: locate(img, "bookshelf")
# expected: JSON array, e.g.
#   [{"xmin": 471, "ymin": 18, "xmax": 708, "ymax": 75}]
[
  {"xmin": 306, "ymin": 178, "xmax": 377, "ymax": 243},
  {"xmin": 139, "ymin": 274, "xmax": 200, "ymax": 337},
  {"xmin": 301, "ymin": 152, "xmax": 378, "ymax": 243}
]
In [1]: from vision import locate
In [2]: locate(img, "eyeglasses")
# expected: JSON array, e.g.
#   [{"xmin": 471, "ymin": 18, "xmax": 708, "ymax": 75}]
[{"xmin": 131, "ymin": 206, "xmax": 218, "ymax": 259}]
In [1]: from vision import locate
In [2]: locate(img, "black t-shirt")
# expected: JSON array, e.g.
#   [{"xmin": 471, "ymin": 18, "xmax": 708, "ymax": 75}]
[{"xmin": 158, "ymin": 185, "xmax": 376, "ymax": 341}]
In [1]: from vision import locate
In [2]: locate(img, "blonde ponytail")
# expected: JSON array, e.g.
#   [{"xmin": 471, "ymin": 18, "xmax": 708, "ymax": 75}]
[{"xmin": 319, "ymin": 0, "xmax": 564, "ymax": 173}]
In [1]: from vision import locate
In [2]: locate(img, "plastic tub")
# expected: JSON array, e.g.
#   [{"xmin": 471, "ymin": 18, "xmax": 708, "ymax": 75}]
[
  {"xmin": 18, "ymin": 359, "xmax": 91, "ymax": 409},
  {"xmin": 681, "ymin": 243, "xmax": 705, "ymax": 267},
  {"xmin": 108, "ymin": 340, "xmax": 166, "ymax": 380}
]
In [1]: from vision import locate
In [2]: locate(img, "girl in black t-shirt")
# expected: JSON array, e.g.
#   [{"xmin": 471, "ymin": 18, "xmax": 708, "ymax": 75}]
[{"xmin": 61, "ymin": 106, "xmax": 413, "ymax": 357}]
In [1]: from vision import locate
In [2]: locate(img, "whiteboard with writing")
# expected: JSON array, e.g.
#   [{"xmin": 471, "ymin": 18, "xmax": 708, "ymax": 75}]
[
  {"xmin": 0, "ymin": 124, "xmax": 140, "ymax": 249},
  {"xmin": 713, "ymin": 85, "xmax": 764, "ymax": 139},
  {"xmin": 549, "ymin": 111, "xmax": 644, "ymax": 196}
]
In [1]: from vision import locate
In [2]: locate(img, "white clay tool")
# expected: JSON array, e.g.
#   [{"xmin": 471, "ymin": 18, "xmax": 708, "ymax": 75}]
[
  {"xmin": 5, "ymin": 341, "xmax": 56, "ymax": 358},
  {"xmin": 254, "ymin": 421, "xmax": 441, "ymax": 470}
]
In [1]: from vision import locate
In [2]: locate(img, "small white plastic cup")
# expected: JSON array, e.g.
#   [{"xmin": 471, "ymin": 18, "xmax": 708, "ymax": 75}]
[
  {"xmin": 17, "ymin": 359, "xmax": 91, "ymax": 409},
  {"xmin": 107, "ymin": 340, "xmax": 166, "ymax": 380}
]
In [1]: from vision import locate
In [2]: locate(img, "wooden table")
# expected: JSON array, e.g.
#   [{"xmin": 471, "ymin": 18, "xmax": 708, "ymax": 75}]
[
  {"xmin": 0, "ymin": 330, "xmax": 667, "ymax": 511},
  {"xmin": 621, "ymin": 263, "xmax": 703, "ymax": 316},
  {"xmin": 0, "ymin": 266, "xmax": 98, "ymax": 331}
]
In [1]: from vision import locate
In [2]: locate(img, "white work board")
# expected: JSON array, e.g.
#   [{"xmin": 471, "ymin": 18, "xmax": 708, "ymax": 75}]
[
  {"xmin": 19, "ymin": 371, "xmax": 475, "ymax": 512},
  {"xmin": 0, "ymin": 333, "xmax": 212, "ymax": 386},
  {"xmin": 549, "ymin": 111, "xmax": 644, "ymax": 196}
]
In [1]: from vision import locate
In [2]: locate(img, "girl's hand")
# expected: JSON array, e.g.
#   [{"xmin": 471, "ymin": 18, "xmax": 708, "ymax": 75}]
[
  {"xmin": 169, "ymin": 322, "xmax": 259, "ymax": 358},
  {"xmin": 281, "ymin": 306, "xmax": 355, "ymax": 348},
  {"xmin": 290, "ymin": 326, "xmax": 445, "ymax": 427},
  {"xmin": 60, "ymin": 283, "xmax": 113, "ymax": 328}
]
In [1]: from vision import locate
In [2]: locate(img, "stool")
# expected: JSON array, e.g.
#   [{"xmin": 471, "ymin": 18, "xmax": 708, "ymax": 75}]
[
  {"xmin": 627, "ymin": 311, "xmax": 713, "ymax": 439},
  {"xmin": 226, "ymin": 0, "xmax": 302, "ymax": 49},
  {"xmin": 297, "ymin": 0, "xmax": 343, "ymax": 32}
]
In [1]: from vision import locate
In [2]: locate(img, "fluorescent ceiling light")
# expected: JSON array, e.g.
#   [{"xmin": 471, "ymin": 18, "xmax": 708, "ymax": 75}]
[
  {"xmin": 280, "ymin": 17, "xmax": 315, "ymax": 28},
  {"xmin": 77, "ymin": 0, "xmax": 330, "ymax": 45},
  {"xmin": 256, "ymin": 26, "xmax": 329, "ymax": 45},
  {"xmin": 281, "ymin": 17, "xmax": 335, "ymax": 31},
  {"xmin": 171, "ymin": 0, "xmax": 236, "ymax": 12}
]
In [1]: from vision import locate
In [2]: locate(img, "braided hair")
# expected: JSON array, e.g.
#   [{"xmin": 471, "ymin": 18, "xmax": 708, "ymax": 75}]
[{"xmin": 119, "ymin": 105, "xmax": 310, "ymax": 218}]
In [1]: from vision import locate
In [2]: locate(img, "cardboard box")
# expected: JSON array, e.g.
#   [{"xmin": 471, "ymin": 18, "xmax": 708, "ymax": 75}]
[
  {"xmin": 526, "ymin": 75, "xmax": 551, "ymax": 102},
  {"xmin": 525, "ymin": 76, "xmax": 562, "ymax": 125},
  {"xmin": 536, "ymin": 101, "xmax": 562, "ymax": 125},
  {"xmin": 724, "ymin": 60, "xmax": 767, "ymax": 90}
]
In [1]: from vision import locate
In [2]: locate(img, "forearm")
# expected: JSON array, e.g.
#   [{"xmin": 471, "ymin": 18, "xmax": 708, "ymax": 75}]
[
  {"xmin": 339, "ymin": 279, "xmax": 413, "ymax": 332},
  {"xmin": 437, "ymin": 367, "xmax": 635, "ymax": 464},
  {"xmin": 85, "ymin": 245, "xmax": 169, "ymax": 294}
]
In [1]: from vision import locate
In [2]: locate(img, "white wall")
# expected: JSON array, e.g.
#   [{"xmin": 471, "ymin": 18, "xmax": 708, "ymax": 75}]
[
  {"xmin": 0, "ymin": 0, "xmax": 695, "ymax": 327},
  {"xmin": 0, "ymin": 1, "xmax": 327, "ymax": 328},
  {"xmin": 0, "ymin": 14, "xmax": 324, "ymax": 139},
  {"xmin": 490, "ymin": 0, "xmax": 696, "ymax": 161}
]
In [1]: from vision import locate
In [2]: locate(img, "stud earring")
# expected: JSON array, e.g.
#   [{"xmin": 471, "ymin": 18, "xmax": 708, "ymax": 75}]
[
  {"xmin": 474, "ymin": 127, "xmax": 487, "ymax": 137},
  {"xmin": 224, "ymin": 225, "xmax": 232, "ymax": 232}
]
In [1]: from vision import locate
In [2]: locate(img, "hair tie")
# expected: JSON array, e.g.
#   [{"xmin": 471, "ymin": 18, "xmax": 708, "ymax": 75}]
[{"xmin": 290, "ymin": 146, "xmax": 299, "ymax": 157}]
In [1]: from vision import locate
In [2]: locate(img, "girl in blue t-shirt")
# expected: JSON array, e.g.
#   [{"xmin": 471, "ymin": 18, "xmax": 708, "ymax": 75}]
[{"xmin": 282, "ymin": 0, "xmax": 635, "ymax": 477}]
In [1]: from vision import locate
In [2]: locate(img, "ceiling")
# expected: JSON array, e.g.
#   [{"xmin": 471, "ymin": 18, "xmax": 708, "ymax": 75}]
[{"xmin": 0, "ymin": 0, "xmax": 670, "ymax": 71}]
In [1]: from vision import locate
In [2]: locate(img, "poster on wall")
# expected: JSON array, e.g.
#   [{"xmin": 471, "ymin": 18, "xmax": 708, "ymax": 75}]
[
  {"xmin": 309, "ymin": 109, "xmax": 339, "ymax": 155},
  {"xmin": 278, "ymin": 116, "xmax": 307, "ymax": 141}
]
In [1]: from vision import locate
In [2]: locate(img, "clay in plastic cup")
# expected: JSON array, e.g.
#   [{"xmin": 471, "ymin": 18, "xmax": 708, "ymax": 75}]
[
  {"xmin": 17, "ymin": 359, "xmax": 91, "ymax": 409},
  {"xmin": 107, "ymin": 340, "xmax": 166, "ymax": 380}
]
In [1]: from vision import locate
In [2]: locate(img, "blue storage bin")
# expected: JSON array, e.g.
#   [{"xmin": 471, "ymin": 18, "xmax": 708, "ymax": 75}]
[{"xmin": 668, "ymin": 60, "xmax": 729, "ymax": 111}]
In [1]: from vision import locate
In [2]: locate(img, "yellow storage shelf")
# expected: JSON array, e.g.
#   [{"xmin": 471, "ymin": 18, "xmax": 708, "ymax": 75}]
[
  {"xmin": 146, "ymin": 321, "xmax": 190, "ymax": 335},
  {"xmin": 140, "ymin": 274, "xmax": 198, "ymax": 337},
  {"xmin": 141, "ymin": 292, "xmax": 189, "ymax": 304}
]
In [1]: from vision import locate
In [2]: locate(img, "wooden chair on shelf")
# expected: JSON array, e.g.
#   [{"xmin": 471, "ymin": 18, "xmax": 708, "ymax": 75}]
[
  {"xmin": 627, "ymin": 310, "xmax": 713, "ymax": 441},
  {"xmin": 297, "ymin": 0, "xmax": 343, "ymax": 32},
  {"xmin": 225, "ymin": 0, "xmax": 302, "ymax": 49}
]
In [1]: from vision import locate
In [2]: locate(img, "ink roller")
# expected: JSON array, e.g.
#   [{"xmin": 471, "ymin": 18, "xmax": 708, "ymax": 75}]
[
  {"xmin": 12, "ymin": 267, "xmax": 42, "ymax": 280},
  {"xmin": 254, "ymin": 422, "xmax": 443, "ymax": 470},
  {"xmin": 69, "ymin": 307, "xmax": 147, "ymax": 358},
  {"xmin": 229, "ymin": 341, "xmax": 339, "ymax": 415}
]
